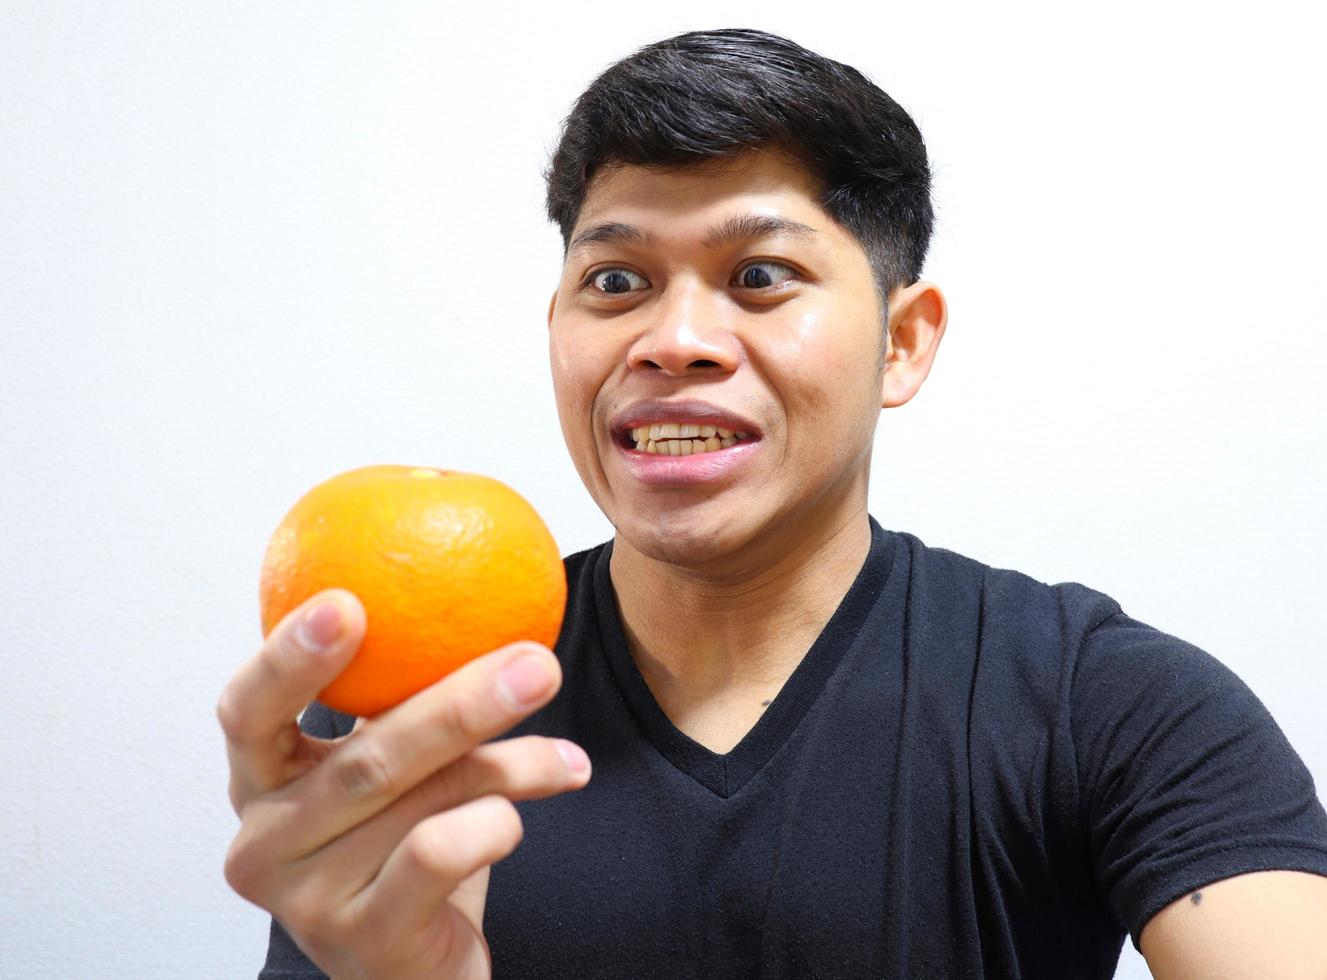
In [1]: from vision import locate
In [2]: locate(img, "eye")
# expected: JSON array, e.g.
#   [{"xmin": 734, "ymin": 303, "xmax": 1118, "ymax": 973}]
[
  {"xmin": 579, "ymin": 260, "xmax": 800, "ymax": 298},
  {"xmin": 583, "ymin": 267, "xmax": 648, "ymax": 296},
  {"xmin": 733, "ymin": 260, "xmax": 798, "ymax": 290}
]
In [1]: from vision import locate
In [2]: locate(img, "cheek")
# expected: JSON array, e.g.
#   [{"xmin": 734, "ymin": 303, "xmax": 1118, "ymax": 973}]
[
  {"xmin": 759, "ymin": 310, "xmax": 875, "ymax": 417},
  {"xmin": 749, "ymin": 317, "xmax": 881, "ymax": 477},
  {"xmin": 549, "ymin": 329, "xmax": 606, "ymax": 450},
  {"xmin": 549, "ymin": 330, "xmax": 587, "ymax": 402}
]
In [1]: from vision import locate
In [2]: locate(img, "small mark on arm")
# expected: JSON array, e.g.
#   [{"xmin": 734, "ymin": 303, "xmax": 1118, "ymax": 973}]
[
  {"xmin": 1190, "ymin": 890, "xmax": 1203, "ymax": 906},
  {"xmin": 761, "ymin": 699, "xmax": 772, "ymax": 707}
]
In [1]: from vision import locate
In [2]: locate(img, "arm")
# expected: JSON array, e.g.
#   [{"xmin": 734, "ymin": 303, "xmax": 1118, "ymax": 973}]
[
  {"xmin": 1067, "ymin": 607, "xmax": 1327, "ymax": 963},
  {"xmin": 1141, "ymin": 869, "xmax": 1327, "ymax": 979}
]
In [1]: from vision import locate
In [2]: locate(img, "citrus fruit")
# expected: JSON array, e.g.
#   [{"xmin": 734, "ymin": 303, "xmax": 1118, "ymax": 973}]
[{"xmin": 259, "ymin": 465, "xmax": 567, "ymax": 717}]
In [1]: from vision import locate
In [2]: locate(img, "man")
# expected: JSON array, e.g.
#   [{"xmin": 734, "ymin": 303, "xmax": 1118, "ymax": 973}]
[{"xmin": 220, "ymin": 28, "xmax": 1327, "ymax": 979}]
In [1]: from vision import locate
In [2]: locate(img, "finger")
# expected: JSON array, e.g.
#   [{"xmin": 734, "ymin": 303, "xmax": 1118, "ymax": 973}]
[
  {"xmin": 271, "ymin": 641, "xmax": 562, "ymax": 859},
  {"xmin": 433, "ymin": 735, "xmax": 592, "ymax": 811},
  {"xmin": 217, "ymin": 589, "xmax": 366, "ymax": 806},
  {"xmin": 450, "ymin": 866, "xmax": 491, "ymax": 939},
  {"xmin": 389, "ymin": 735, "xmax": 591, "ymax": 819},
  {"xmin": 347, "ymin": 795, "xmax": 524, "ymax": 949},
  {"xmin": 305, "ymin": 734, "xmax": 589, "ymax": 896}
]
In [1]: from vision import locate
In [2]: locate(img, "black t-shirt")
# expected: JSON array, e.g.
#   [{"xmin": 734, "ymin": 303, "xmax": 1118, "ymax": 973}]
[{"xmin": 259, "ymin": 517, "xmax": 1327, "ymax": 979}]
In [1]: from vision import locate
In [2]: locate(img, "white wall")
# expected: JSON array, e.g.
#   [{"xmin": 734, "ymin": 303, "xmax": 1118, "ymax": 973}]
[{"xmin": 1, "ymin": 3, "xmax": 1322, "ymax": 977}]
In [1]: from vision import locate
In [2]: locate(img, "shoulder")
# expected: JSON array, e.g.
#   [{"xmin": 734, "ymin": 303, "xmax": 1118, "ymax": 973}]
[
  {"xmin": 1071, "ymin": 609, "xmax": 1327, "ymax": 946},
  {"xmin": 900, "ymin": 529, "xmax": 1258, "ymax": 737},
  {"xmin": 555, "ymin": 539, "xmax": 610, "ymax": 636},
  {"xmin": 561, "ymin": 540, "xmax": 607, "ymax": 584},
  {"xmin": 887, "ymin": 527, "xmax": 1124, "ymax": 668},
  {"xmin": 1069, "ymin": 604, "xmax": 1291, "ymax": 801},
  {"xmin": 557, "ymin": 535, "xmax": 607, "ymax": 596},
  {"xmin": 1073, "ymin": 605, "xmax": 1233, "ymax": 690},
  {"xmin": 543, "ymin": 538, "xmax": 614, "ymax": 678}
]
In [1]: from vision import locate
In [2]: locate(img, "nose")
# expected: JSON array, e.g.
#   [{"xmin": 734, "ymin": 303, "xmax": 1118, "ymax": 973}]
[{"xmin": 625, "ymin": 280, "xmax": 741, "ymax": 377}]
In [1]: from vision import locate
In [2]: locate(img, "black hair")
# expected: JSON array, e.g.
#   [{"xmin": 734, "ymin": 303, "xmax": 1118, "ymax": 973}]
[{"xmin": 543, "ymin": 28, "xmax": 934, "ymax": 332}]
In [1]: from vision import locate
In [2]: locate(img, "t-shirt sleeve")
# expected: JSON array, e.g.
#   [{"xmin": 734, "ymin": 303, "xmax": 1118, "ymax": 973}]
[
  {"xmin": 1071, "ymin": 610, "xmax": 1327, "ymax": 950},
  {"xmin": 257, "ymin": 700, "xmax": 356, "ymax": 980}
]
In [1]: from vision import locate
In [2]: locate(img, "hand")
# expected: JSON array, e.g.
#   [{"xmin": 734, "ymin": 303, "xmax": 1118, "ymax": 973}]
[{"xmin": 218, "ymin": 589, "xmax": 591, "ymax": 979}]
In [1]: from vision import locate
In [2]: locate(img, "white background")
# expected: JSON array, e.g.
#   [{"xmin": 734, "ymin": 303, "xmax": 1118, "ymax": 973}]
[{"xmin": 2, "ymin": 2, "xmax": 1323, "ymax": 977}]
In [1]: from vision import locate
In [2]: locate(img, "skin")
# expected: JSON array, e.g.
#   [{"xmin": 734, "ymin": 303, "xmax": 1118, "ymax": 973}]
[
  {"xmin": 1140, "ymin": 871, "xmax": 1327, "ymax": 978},
  {"xmin": 547, "ymin": 147, "xmax": 946, "ymax": 750},
  {"xmin": 220, "ymin": 592, "xmax": 587, "ymax": 979}
]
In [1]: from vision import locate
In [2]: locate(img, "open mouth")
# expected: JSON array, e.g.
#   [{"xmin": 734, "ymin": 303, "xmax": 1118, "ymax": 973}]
[{"xmin": 617, "ymin": 423, "xmax": 755, "ymax": 456}]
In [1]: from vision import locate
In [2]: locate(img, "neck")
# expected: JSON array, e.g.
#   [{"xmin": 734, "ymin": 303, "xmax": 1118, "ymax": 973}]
[{"xmin": 608, "ymin": 502, "xmax": 873, "ymax": 702}]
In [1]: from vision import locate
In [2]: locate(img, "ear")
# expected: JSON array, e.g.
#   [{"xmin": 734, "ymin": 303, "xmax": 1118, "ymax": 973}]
[
  {"xmin": 547, "ymin": 289, "xmax": 558, "ymax": 330},
  {"xmin": 881, "ymin": 281, "xmax": 947, "ymax": 409}
]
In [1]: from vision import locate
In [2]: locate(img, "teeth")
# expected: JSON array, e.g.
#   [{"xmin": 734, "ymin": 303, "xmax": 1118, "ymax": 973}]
[
  {"xmin": 628, "ymin": 422, "xmax": 756, "ymax": 456},
  {"xmin": 631, "ymin": 423, "xmax": 751, "ymax": 440},
  {"xmin": 638, "ymin": 437, "xmax": 742, "ymax": 455}
]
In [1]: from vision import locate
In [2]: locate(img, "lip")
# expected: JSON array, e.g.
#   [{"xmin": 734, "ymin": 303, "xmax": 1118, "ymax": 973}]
[
  {"xmin": 608, "ymin": 398, "xmax": 764, "ymax": 487},
  {"xmin": 614, "ymin": 436, "xmax": 763, "ymax": 486}
]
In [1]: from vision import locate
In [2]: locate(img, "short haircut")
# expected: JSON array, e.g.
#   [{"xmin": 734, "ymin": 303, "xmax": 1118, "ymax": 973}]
[{"xmin": 543, "ymin": 28, "xmax": 935, "ymax": 332}]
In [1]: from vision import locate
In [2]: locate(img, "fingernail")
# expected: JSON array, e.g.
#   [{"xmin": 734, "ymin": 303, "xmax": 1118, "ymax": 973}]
[
  {"xmin": 298, "ymin": 600, "xmax": 343, "ymax": 652},
  {"xmin": 556, "ymin": 739, "xmax": 591, "ymax": 776},
  {"xmin": 497, "ymin": 650, "xmax": 553, "ymax": 708}
]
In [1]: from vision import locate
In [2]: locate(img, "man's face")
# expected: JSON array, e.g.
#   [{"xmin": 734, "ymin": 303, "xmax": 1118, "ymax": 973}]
[{"xmin": 547, "ymin": 148, "xmax": 903, "ymax": 568}]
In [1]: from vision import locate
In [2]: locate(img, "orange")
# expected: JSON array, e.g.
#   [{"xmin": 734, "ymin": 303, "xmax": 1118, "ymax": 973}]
[{"xmin": 259, "ymin": 465, "xmax": 566, "ymax": 717}]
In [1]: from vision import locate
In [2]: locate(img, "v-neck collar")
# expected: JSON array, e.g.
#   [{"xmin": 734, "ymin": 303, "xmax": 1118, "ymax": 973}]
[{"xmin": 591, "ymin": 516, "xmax": 897, "ymax": 799}]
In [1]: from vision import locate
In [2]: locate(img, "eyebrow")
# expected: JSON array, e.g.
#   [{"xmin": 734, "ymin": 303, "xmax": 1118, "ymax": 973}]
[{"xmin": 565, "ymin": 213, "xmax": 820, "ymax": 262}]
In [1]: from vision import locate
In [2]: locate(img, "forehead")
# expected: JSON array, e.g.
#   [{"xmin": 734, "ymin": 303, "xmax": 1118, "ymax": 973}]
[{"xmin": 569, "ymin": 148, "xmax": 830, "ymax": 253}]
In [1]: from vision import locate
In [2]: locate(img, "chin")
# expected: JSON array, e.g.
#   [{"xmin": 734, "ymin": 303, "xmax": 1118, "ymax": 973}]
[{"xmin": 614, "ymin": 507, "xmax": 749, "ymax": 569}]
